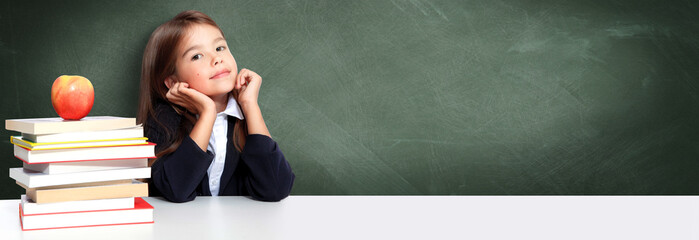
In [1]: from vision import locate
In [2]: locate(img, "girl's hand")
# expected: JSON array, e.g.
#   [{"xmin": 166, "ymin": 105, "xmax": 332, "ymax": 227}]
[
  {"xmin": 165, "ymin": 82, "xmax": 215, "ymax": 115},
  {"xmin": 233, "ymin": 68, "xmax": 271, "ymax": 137},
  {"xmin": 234, "ymin": 68, "xmax": 262, "ymax": 108}
]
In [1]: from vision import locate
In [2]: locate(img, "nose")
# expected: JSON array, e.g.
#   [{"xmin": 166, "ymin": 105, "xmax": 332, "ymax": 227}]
[{"xmin": 213, "ymin": 55, "xmax": 223, "ymax": 66}]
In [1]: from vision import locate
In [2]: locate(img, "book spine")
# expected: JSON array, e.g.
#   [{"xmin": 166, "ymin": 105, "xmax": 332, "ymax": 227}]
[
  {"xmin": 10, "ymin": 167, "xmax": 152, "ymax": 188},
  {"xmin": 29, "ymin": 181, "xmax": 148, "ymax": 204},
  {"xmin": 19, "ymin": 197, "xmax": 154, "ymax": 231},
  {"xmin": 15, "ymin": 143, "xmax": 156, "ymax": 164}
]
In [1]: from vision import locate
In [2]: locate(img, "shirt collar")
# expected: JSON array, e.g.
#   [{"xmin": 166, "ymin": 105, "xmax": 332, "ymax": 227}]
[{"xmin": 221, "ymin": 94, "xmax": 244, "ymax": 120}]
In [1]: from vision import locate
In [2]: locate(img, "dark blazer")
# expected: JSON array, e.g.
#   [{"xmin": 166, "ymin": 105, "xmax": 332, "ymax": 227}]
[{"xmin": 145, "ymin": 100, "xmax": 295, "ymax": 203}]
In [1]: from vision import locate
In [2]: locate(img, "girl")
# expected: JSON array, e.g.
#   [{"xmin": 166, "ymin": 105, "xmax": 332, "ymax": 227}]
[{"xmin": 137, "ymin": 10, "xmax": 295, "ymax": 203}]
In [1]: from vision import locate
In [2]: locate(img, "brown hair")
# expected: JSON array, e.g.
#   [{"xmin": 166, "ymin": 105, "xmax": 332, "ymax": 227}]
[{"xmin": 137, "ymin": 10, "xmax": 247, "ymax": 160}]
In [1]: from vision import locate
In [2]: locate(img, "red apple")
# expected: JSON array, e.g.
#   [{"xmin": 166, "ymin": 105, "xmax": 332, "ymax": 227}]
[{"xmin": 51, "ymin": 75, "xmax": 94, "ymax": 120}]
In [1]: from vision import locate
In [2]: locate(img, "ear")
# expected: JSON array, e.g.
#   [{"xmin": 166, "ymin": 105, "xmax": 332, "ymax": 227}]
[{"xmin": 164, "ymin": 76, "xmax": 176, "ymax": 89}]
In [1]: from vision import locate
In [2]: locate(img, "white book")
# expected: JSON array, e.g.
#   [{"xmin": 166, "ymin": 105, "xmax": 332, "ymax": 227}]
[
  {"xmin": 6, "ymin": 116, "xmax": 136, "ymax": 135},
  {"xmin": 10, "ymin": 167, "xmax": 151, "ymax": 188},
  {"xmin": 14, "ymin": 143, "xmax": 156, "ymax": 164},
  {"xmin": 21, "ymin": 195, "xmax": 135, "ymax": 215},
  {"xmin": 24, "ymin": 158, "xmax": 149, "ymax": 174},
  {"xmin": 22, "ymin": 126, "xmax": 144, "ymax": 143},
  {"xmin": 20, "ymin": 197, "xmax": 154, "ymax": 231}
]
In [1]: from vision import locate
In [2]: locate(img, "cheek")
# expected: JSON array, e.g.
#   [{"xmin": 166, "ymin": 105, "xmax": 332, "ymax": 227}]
[
  {"xmin": 175, "ymin": 63, "xmax": 196, "ymax": 82},
  {"xmin": 226, "ymin": 54, "xmax": 237, "ymax": 67},
  {"xmin": 179, "ymin": 65, "xmax": 204, "ymax": 83}
]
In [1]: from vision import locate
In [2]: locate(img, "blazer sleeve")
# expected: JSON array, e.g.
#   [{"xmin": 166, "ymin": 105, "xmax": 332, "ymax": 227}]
[
  {"xmin": 239, "ymin": 134, "xmax": 295, "ymax": 202},
  {"xmin": 146, "ymin": 103, "xmax": 213, "ymax": 203}
]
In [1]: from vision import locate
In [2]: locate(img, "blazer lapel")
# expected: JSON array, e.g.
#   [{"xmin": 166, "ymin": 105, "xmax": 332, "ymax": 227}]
[{"xmin": 217, "ymin": 116, "xmax": 240, "ymax": 193}]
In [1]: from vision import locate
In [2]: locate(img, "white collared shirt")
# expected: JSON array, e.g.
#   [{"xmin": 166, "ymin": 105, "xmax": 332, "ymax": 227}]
[{"xmin": 206, "ymin": 94, "xmax": 244, "ymax": 196}]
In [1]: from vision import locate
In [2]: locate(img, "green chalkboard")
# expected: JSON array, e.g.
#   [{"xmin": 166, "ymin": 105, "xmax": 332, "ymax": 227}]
[{"xmin": 1, "ymin": 0, "xmax": 698, "ymax": 198}]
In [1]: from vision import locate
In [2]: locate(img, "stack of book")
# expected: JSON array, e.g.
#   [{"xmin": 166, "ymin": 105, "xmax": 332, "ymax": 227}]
[{"xmin": 5, "ymin": 116, "xmax": 155, "ymax": 231}]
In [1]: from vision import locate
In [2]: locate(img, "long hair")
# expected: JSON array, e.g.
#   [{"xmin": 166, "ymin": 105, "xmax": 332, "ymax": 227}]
[{"xmin": 137, "ymin": 10, "xmax": 247, "ymax": 161}]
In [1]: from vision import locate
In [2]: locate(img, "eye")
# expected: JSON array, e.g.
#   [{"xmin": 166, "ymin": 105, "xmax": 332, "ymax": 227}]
[
  {"xmin": 216, "ymin": 46, "xmax": 226, "ymax": 52},
  {"xmin": 191, "ymin": 54, "xmax": 203, "ymax": 61}
]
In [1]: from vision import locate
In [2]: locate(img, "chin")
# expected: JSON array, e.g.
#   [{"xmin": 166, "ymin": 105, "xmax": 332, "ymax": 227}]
[{"xmin": 211, "ymin": 89, "xmax": 235, "ymax": 98}]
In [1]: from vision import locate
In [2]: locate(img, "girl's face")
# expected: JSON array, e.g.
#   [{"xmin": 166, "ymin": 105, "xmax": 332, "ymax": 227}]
[{"xmin": 169, "ymin": 24, "xmax": 237, "ymax": 99}]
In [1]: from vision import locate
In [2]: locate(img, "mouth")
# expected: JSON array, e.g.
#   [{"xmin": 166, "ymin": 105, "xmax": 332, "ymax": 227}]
[{"xmin": 210, "ymin": 69, "xmax": 231, "ymax": 79}]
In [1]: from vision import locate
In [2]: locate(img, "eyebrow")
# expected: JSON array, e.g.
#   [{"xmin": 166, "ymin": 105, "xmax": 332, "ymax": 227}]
[{"xmin": 181, "ymin": 37, "xmax": 226, "ymax": 58}]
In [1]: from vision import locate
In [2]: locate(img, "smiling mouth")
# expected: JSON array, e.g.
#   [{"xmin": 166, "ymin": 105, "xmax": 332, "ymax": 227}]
[{"xmin": 210, "ymin": 70, "xmax": 231, "ymax": 79}]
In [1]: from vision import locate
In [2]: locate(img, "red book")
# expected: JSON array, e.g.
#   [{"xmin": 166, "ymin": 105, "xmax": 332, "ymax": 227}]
[{"xmin": 19, "ymin": 197, "xmax": 154, "ymax": 231}]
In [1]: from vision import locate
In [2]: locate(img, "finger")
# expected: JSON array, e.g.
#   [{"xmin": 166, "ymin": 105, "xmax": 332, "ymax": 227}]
[
  {"xmin": 178, "ymin": 82, "xmax": 187, "ymax": 92},
  {"xmin": 166, "ymin": 90, "xmax": 174, "ymax": 101},
  {"xmin": 249, "ymin": 71, "xmax": 261, "ymax": 84},
  {"xmin": 233, "ymin": 74, "xmax": 238, "ymax": 90},
  {"xmin": 235, "ymin": 70, "xmax": 244, "ymax": 90},
  {"xmin": 178, "ymin": 87, "xmax": 200, "ymax": 100},
  {"xmin": 177, "ymin": 83, "xmax": 191, "ymax": 97},
  {"xmin": 237, "ymin": 73, "xmax": 243, "ymax": 90},
  {"xmin": 244, "ymin": 72, "xmax": 256, "ymax": 86},
  {"xmin": 246, "ymin": 69, "xmax": 259, "ymax": 81},
  {"xmin": 169, "ymin": 83, "xmax": 191, "ymax": 102},
  {"xmin": 239, "ymin": 69, "xmax": 249, "ymax": 86},
  {"xmin": 166, "ymin": 91, "xmax": 185, "ymax": 107},
  {"xmin": 169, "ymin": 83, "xmax": 180, "ymax": 96},
  {"xmin": 241, "ymin": 72, "xmax": 258, "ymax": 90},
  {"xmin": 167, "ymin": 84, "xmax": 184, "ymax": 100},
  {"xmin": 168, "ymin": 92, "xmax": 195, "ymax": 112}
]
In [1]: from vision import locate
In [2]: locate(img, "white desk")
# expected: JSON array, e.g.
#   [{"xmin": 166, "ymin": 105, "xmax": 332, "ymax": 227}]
[{"xmin": 1, "ymin": 196, "xmax": 698, "ymax": 239}]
